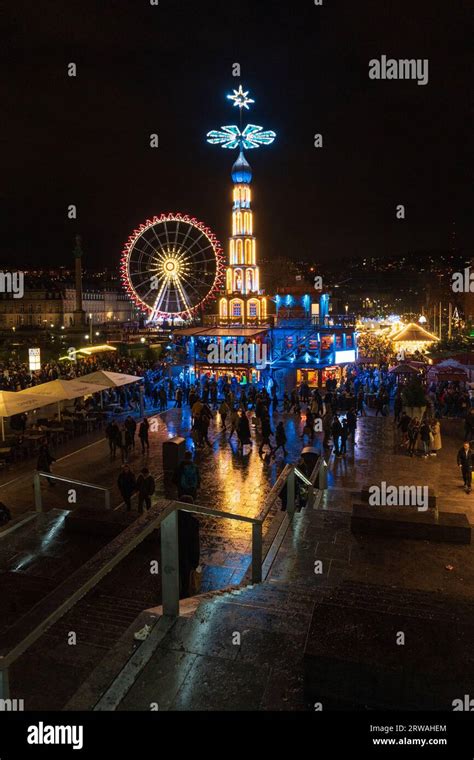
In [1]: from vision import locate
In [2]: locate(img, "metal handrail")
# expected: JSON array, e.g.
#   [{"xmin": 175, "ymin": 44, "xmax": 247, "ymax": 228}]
[
  {"xmin": 33, "ymin": 471, "xmax": 111, "ymax": 511},
  {"xmin": 0, "ymin": 496, "xmax": 264, "ymax": 699},
  {"xmin": 0, "ymin": 461, "xmax": 329, "ymax": 699}
]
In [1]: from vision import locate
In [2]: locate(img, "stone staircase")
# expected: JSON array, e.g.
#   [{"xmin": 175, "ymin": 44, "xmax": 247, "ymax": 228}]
[{"xmin": 99, "ymin": 579, "xmax": 323, "ymax": 711}]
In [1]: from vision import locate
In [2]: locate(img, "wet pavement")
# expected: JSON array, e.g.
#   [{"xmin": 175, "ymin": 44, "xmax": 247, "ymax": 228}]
[{"xmin": 2, "ymin": 404, "xmax": 474, "ymax": 710}]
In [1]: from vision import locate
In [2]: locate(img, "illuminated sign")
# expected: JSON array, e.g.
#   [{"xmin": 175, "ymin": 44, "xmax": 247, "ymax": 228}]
[
  {"xmin": 335, "ymin": 349, "xmax": 356, "ymax": 364},
  {"xmin": 28, "ymin": 347, "xmax": 41, "ymax": 372}
]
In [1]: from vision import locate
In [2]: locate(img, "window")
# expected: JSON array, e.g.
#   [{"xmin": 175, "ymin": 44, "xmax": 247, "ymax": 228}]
[
  {"xmin": 321, "ymin": 335, "xmax": 333, "ymax": 351},
  {"xmin": 232, "ymin": 302, "xmax": 242, "ymax": 317},
  {"xmin": 249, "ymin": 302, "xmax": 257, "ymax": 317}
]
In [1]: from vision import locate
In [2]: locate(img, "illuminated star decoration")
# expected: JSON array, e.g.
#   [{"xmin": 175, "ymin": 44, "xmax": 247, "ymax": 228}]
[
  {"xmin": 227, "ymin": 85, "xmax": 255, "ymax": 110},
  {"xmin": 207, "ymin": 124, "xmax": 276, "ymax": 150}
]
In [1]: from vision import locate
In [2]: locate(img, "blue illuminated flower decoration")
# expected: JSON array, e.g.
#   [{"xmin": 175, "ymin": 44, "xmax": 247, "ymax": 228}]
[{"xmin": 207, "ymin": 124, "xmax": 276, "ymax": 150}]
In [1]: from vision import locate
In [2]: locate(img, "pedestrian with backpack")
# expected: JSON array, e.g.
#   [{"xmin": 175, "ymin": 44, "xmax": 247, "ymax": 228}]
[
  {"xmin": 136, "ymin": 467, "xmax": 155, "ymax": 513},
  {"xmin": 175, "ymin": 451, "xmax": 201, "ymax": 500}
]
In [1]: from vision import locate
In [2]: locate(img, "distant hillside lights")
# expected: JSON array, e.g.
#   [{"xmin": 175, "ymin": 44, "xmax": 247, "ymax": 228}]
[
  {"xmin": 0, "ymin": 271, "xmax": 24, "ymax": 299},
  {"xmin": 207, "ymin": 341, "xmax": 268, "ymax": 367},
  {"xmin": 452, "ymin": 267, "xmax": 474, "ymax": 293}
]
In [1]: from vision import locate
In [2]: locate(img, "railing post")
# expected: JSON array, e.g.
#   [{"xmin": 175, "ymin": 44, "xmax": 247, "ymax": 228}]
[
  {"xmin": 318, "ymin": 460, "xmax": 328, "ymax": 490},
  {"xmin": 33, "ymin": 472, "xmax": 42, "ymax": 512},
  {"xmin": 104, "ymin": 489, "xmax": 111, "ymax": 510},
  {"xmin": 0, "ymin": 666, "xmax": 10, "ymax": 700},
  {"xmin": 251, "ymin": 522, "xmax": 262, "ymax": 583},
  {"xmin": 160, "ymin": 510, "xmax": 180, "ymax": 618},
  {"xmin": 287, "ymin": 468, "xmax": 296, "ymax": 516}
]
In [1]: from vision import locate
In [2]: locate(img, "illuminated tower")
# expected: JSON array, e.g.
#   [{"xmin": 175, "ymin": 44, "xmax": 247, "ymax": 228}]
[{"xmin": 207, "ymin": 86, "xmax": 275, "ymax": 324}]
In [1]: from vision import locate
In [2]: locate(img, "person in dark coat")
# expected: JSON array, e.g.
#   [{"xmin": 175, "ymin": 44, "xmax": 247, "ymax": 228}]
[
  {"xmin": 138, "ymin": 418, "xmax": 150, "ymax": 453},
  {"xmin": 457, "ymin": 442, "xmax": 474, "ymax": 494},
  {"xmin": 37, "ymin": 443, "xmax": 56, "ymax": 486},
  {"xmin": 105, "ymin": 421, "xmax": 120, "ymax": 459},
  {"xmin": 273, "ymin": 421, "xmax": 287, "ymax": 457},
  {"xmin": 259, "ymin": 413, "xmax": 274, "ymax": 457},
  {"xmin": 119, "ymin": 425, "xmax": 133, "ymax": 464},
  {"xmin": 125, "ymin": 416, "xmax": 137, "ymax": 450},
  {"xmin": 177, "ymin": 495, "xmax": 200, "ymax": 597},
  {"xmin": 237, "ymin": 411, "xmax": 252, "ymax": 452},
  {"xmin": 136, "ymin": 467, "xmax": 155, "ymax": 512},
  {"xmin": 117, "ymin": 464, "xmax": 137, "ymax": 511},
  {"xmin": 331, "ymin": 416, "xmax": 343, "ymax": 457}
]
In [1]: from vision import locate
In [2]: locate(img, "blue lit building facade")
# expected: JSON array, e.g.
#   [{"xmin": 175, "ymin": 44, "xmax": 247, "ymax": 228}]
[{"xmin": 173, "ymin": 86, "xmax": 357, "ymax": 389}]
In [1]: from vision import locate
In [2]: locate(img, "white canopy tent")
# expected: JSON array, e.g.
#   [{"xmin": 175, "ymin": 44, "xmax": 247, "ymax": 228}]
[
  {"xmin": 76, "ymin": 371, "xmax": 142, "ymax": 388},
  {"xmin": 19, "ymin": 379, "xmax": 105, "ymax": 421},
  {"xmin": 0, "ymin": 390, "xmax": 52, "ymax": 441}
]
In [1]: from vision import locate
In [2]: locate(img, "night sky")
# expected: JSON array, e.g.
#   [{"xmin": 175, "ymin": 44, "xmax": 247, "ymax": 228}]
[{"xmin": 3, "ymin": 0, "xmax": 472, "ymax": 271}]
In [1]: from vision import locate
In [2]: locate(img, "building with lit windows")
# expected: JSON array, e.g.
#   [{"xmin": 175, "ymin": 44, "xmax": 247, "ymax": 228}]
[
  {"xmin": 173, "ymin": 85, "xmax": 357, "ymax": 388},
  {"xmin": 218, "ymin": 150, "xmax": 267, "ymax": 325}
]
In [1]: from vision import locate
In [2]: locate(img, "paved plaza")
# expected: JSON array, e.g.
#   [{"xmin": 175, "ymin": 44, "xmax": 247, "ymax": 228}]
[
  {"xmin": 1, "ymin": 404, "xmax": 473, "ymax": 709},
  {"xmin": 0, "ymin": 404, "xmax": 471, "ymax": 523}
]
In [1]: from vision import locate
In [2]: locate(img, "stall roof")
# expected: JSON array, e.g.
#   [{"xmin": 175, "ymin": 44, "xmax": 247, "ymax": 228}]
[
  {"xmin": 391, "ymin": 323, "xmax": 438, "ymax": 342},
  {"xmin": 0, "ymin": 390, "xmax": 53, "ymax": 417},
  {"xmin": 174, "ymin": 327, "xmax": 268, "ymax": 338},
  {"xmin": 77, "ymin": 371, "xmax": 142, "ymax": 388},
  {"xmin": 19, "ymin": 378, "xmax": 104, "ymax": 402}
]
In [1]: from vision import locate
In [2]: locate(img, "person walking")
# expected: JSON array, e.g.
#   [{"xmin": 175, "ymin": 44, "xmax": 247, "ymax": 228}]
[
  {"xmin": 407, "ymin": 418, "xmax": 420, "ymax": 457},
  {"xmin": 106, "ymin": 420, "xmax": 120, "ymax": 460},
  {"xmin": 302, "ymin": 408, "xmax": 315, "ymax": 442},
  {"xmin": 175, "ymin": 451, "xmax": 201, "ymax": 500},
  {"xmin": 37, "ymin": 443, "xmax": 56, "ymax": 487},
  {"xmin": 136, "ymin": 467, "xmax": 155, "ymax": 512},
  {"xmin": 229, "ymin": 407, "xmax": 239, "ymax": 441},
  {"xmin": 322, "ymin": 410, "xmax": 333, "ymax": 449},
  {"xmin": 340, "ymin": 418, "xmax": 349, "ymax": 455},
  {"xmin": 117, "ymin": 464, "xmax": 136, "ymax": 511},
  {"xmin": 138, "ymin": 418, "xmax": 150, "ymax": 454},
  {"xmin": 394, "ymin": 393, "xmax": 403, "ymax": 423},
  {"xmin": 273, "ymin": 421, "xmax": 287, "ymax": 457},
  {"xmin": 419, "ymin": 419, "xmax": 431, "ymax": 458},
  {"xmin": 457, "ymin": 442, "xmax": 473, "ymax": 494},
  {"xmin": 219, "ymin": 400, "xmax": 230, "ymax": 430},
  {"xmin": 331, "ymin": 416, "xmax": 343, "ymax": 457},
  {"xmin": 177, "ymin": 495, "xmax": 201, "ymax": 598},
  {"xmin": 125, "ymin": 416, "xmax": 137, "ymax": 450},
  {"xmin": 259, "ymin": 413, "xmax": 274, "ymax": 457},
  {"xmin": 430, "ymin": 419, "xmax": 442, "ymax": 456},
  {"xmin": 119, "ymin": 424, "xmax": 133, "ymax": 463},
  {"xmin": 237, "ymin": 410, "xmax": 252, "ymax": 453}
]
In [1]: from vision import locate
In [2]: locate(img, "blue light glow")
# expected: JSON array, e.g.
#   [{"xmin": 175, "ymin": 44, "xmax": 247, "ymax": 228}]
[
  {"xmin": 304, "ymin": 352, "xmax": 310, "ymax": 364},
  {"xmin": 302, "ymin": 294, "xmax": 310, "ymax": 311},
  {"xmin": 207, "ymin": 123, "xmax": 276, "ymax": 150},
  {"xmin": 285, "ymin": 295, "xmax": 294, "ymax": 307}
]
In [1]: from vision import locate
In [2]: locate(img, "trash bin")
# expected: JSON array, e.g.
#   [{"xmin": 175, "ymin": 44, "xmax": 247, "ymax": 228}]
[
  {"xmin": 162, "ymin": 436, "xmax": 186, "ymax": 472},
  {"xmin": 300, "ymin": 446, "xmax": 320, "ymax": 476}
]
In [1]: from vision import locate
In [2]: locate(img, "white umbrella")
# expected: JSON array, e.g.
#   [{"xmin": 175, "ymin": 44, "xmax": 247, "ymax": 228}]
[{"xmin": 0, "ymin": 390, "xmax": 50, "ymax": 441}]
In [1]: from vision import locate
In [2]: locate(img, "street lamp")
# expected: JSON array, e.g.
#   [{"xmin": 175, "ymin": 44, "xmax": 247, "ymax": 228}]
[{"xmin": 89, "ymin": 313, "xmax": 93, "ymax": 344}]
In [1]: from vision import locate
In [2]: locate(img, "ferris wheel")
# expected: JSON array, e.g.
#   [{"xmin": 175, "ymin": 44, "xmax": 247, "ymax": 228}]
[{"xmin": 121, "ymin": 213, "xmax": 225, "ymax": 321}]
